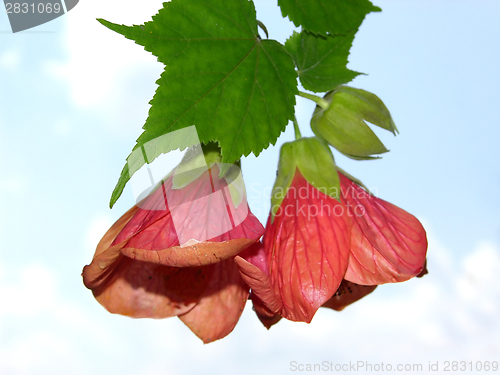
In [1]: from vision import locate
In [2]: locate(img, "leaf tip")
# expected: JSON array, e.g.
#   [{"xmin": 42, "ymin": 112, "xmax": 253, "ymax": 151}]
[
  {"xmin": 109, "ymin": 188, "xmax": 120, "ymax": 209},
  {"xmin": 96, "ymin": 18, "xmax": 110, "ymax": 27}
]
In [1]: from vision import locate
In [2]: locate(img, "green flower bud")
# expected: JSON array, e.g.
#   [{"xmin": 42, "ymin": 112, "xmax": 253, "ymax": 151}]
[
  {"xmin": 311, "ymin": 85, "xmax": 397, "ymax": 159},
  {"xmin": 271, "ymin": 137, "xmax": 340, "ymax": 219}
]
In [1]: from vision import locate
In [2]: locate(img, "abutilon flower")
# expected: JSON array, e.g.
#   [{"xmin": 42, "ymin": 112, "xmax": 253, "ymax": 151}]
[
  {"xmin": 236, "ymin": 137, "xmax": 427, "ymax": 325},
  {"xmin": 238, "ymin": 241, "xmax": 378, "ymax": 329},
  {"xmin": 247, "ymin": 170, "xmax": 351, "ymax": 322},
  {"xmin": 83, "ymin": 158, "xmax": 264, "ymax": 343},
  {"xmin": 84, "ymin": 136, "xmax": 427, "ymax": 338}
]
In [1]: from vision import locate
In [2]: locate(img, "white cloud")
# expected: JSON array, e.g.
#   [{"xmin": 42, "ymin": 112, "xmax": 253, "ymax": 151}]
[
  {"xmin": 0, "ymin": 50, "xmax": 21, "ymax": 71},
  {"xmin": 44, "ymin": 0, "xmax": 165, "ymax": 137},
  {"xmin": 54, "ymin": 0, "xmax": 164, "ymax": 107},
  {"xmin": 2, "ymin": 222, "xmax": 500, "ymax": 375},
  {"xmin": 0, "ymin": 330, "xmax": 72, "ymax": 374},
  {"xmin": 0, "ymin": 264, "xmax": 56, "ymax": 317},
  {"xmin": 231, "ymin": 225, "xmax": 500, "ymax": 369},
  {"xmin": 456, "ymin": 242, "xmax": 500, "ymax": 320},
  {"xmin": 0, "ymin": 173, "xmax": 29, "ymax": 230}
]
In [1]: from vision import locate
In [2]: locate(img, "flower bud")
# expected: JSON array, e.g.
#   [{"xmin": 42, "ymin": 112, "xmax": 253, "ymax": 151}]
[{"xmin": 311, "ymin": 85, "xmax": 397, "ymax": 159}]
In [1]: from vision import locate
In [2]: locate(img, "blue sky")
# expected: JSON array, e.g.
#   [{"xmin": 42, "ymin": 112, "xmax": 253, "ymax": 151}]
[{"xmin": 1, "ymin": 0, "xmax": 499, "ymax": 374}]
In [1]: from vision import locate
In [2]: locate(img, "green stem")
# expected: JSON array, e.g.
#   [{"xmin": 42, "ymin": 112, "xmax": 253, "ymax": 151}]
[
  {"xmin": 256, "ymin": 20, "xmax": 269, "ymax": 39},
  {"xmin": 293, "ymin": 115, "xmax": 302, "ymax": 139},
  {"xmin": 298, "ymin": 91, "xmax": 329, "ymax": 110}
]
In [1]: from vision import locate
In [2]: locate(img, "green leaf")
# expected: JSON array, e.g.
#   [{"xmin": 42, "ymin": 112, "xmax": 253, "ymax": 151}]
[
  {"xmin": 278, "ymin": 0, "xmax": 381, "ymax": 37},
  {"xmin": 101, "ymin": 0, "xmax": 298, "ymax": 208},
  {"xmin": 284, "ymin": 31, "xmax": 361, "ymax": 92}
]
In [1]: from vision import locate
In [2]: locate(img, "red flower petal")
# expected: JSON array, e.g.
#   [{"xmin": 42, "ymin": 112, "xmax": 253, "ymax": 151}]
[
  {"xmin": 82, "ymin": 207, "xmax": 212, "ymax": 318},
  {"xmin": 82, "ymin": 205, "xmax": 140, "ymax": 290},
  {"xmin": 234, "ymin": 254, "xmax": 282, "ymax": 315},
  {"xmin": 178, "ymin": 259, "xmax": 249, "ymax": 343},
  {"xmin": 112, "ymin": 168, "xmax": 264, "ymax": 267},
  {"xmin": 263, "ymin": 171, "xmax": 351, "ymax": 322},
  {"xmin": 235, "ymin": 243, "xmax": 283, "ymax": 328},
  {"xmin": 90, "ymin": 259, "xmax": 212, "ymax": 318},
  {"xmin": 250, "ymin": 292, "xmax": 282, "ymax": 329},
  {"xmin": 83, "ymin": 165, "xmax": 265, "ymax": 325},
  {"xmin": 339, "ymin": 173, "xmax": 428, "ymax": 284},
  {"xmin": 121, "ymin": 238, "xmax": 258, "ymax": 267},
  {"xmin": 322, "ymin": 280, "xmax": 377, "ymax": 311}
]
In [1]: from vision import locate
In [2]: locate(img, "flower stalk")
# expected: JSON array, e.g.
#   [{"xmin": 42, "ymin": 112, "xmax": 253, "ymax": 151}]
[{"xmin": 298, "ymin": 90, "xmax": 329, "ymax": 109}]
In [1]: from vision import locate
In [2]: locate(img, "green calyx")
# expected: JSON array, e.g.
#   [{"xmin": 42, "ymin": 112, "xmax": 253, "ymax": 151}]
[
  {"xmin": 310, "ymin": 85, "xmax": 397, "ymax": 159},
  {"xmin": 224, "ymin": 162, "xmax": 246, "ymax": 209},
  {"xmin": 334, "ymin": 165, "xmax": 373, "ymax": 195},
  {"xmin": 172, "ymin": 142, "xmax": 222, "ymax": 189},
  {"xmin": 270, "ymin": 137, "xmax": 340, "ymax": 219},
  {"xmin": 172, "ymin": 142, "xmax": 246, "ymax": 209}
]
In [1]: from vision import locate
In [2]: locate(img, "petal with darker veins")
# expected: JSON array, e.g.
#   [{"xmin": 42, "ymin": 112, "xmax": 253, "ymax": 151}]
[
  {"xmin": 263, "ymin": 171, "xmax": 351, "ymax": 322},
  {"xmin": 340, "ymin": 173, "xmax": 427, "ymax": 285}
]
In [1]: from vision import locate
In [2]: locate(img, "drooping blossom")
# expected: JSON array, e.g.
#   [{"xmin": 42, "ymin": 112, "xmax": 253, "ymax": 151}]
[
  {"xmin": 236, "ymin": 167, "xmax": 427, "ymax": 324},
  {"xmin": 83, "ymin": 163, "xmax": 264, "ymax": 343},
  {"xmin": 238, "ymin": 241, "xmax": 379, "ymax": 329},
  {"xmin": 239, "ymin": 242, "xmax": 378, "ymax": 329},
  {"xmin": 238, "ymin": 170, "xmax": 351, "ymax": 322}
]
